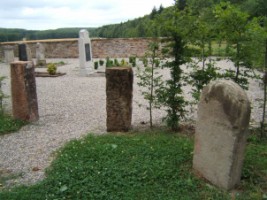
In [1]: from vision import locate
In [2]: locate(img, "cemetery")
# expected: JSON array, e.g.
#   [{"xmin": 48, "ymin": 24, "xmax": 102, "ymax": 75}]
[{"xmin": 0, "ymin": 1, "xmax": 267, "ymax": 199}]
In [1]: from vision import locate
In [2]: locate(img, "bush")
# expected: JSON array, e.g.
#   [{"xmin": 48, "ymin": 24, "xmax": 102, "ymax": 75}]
[
  {"xmin": 114, "ymin": 58, "xmax": 120, "ymax": 66},
  {"xmin": 129, "ymin": 56, "xmax": 137, "ymax": 67},
  {"xmin": 47, "ymin": 63, "xmax": 57, "ymax": 75},
  {"xmin": 106, "ymin": 57, "xmax": 114, "ymax": 68},
  {"xmin": 99, "ymin": 60, "xmax": 104, "ymax": 66},
  {"xmin": 94, "ymin": 62, "xmax": 99, "ymax": 70},
  {"xmin": 120, "ymin": 59, "xmax": 128, "ymax": 67}
]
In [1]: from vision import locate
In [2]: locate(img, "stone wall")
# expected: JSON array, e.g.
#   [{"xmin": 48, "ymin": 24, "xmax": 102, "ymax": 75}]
[{"xmin": 0, "ymin": 38, "xmax": 163, "ymax": 59}]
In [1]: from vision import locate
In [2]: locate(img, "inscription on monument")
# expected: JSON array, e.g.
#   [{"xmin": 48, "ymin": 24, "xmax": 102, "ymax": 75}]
[{"xmin": 85, "ymin": 43, "xmax": 91, "ymax": 61}]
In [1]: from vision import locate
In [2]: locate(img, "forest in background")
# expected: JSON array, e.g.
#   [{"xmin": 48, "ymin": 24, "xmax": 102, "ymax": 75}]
[{"xmin": 0, "ymin": 0, "xmax": 266, "ymax": 42}]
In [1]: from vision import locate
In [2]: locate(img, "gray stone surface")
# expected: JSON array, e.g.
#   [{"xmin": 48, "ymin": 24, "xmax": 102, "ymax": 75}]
[
  {"xmin": 193, "ymin": 79, "xmax": 251, "ymax": 190},
  {"xmin": 4, "ymin": 45, "xmax": 14, "ymax": 63},
  {"xmin": 36, "ymin": 43, "xmax": 46, "ymax": 66},
  {"xmin": 78, "ymin": 29, "xmax": 93, "ymax": 75}
]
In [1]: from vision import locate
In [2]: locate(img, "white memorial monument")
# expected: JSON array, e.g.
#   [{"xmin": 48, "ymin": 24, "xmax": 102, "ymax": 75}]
[
  {"xmin": 36, "ymin": 42, "xmax": 46, "ymax": 66},
  {"xmin": 79, "ymin": 29, "xmax": 93, "ymax": 76}
]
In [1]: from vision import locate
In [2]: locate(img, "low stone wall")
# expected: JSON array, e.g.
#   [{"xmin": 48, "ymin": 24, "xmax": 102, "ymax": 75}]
[{"xmin": 0, "ymin": 37, "xmax": 163, "ymax": 59}]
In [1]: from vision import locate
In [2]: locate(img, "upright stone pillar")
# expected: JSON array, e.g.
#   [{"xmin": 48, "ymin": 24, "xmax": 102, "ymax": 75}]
[
  {"xmin": 106, "ymin": 67, "xmax": 133, "ymax": 132},
  {"xmin": 193, "ymin": 80, "xmax": 251, "ymax": 190},
  {"xmin": 78, "ymin": 29, "xmax": 93, "ymax": 76},
  {"xmin": 11, "ymin": 61, "xmax": 39, "ymax": 122},
  {"xmin": 18, "ymin": 43, "xmax": 32, "ymax": 61},
  {"xmin": 36, "ymin": 42, "xmax": 46, "ymax": 67},
  {"xmin": 4, "ymin": 46, "xmax": 15, "ymax": 63}
]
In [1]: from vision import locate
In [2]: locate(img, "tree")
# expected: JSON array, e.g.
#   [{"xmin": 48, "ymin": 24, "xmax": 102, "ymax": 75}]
[
  {"xmin": 214, "ymin": 2, "xmax": 259, "ymax": 89},
  {"xmin": 137, "ymin": 42, "xmax": 164, "ymax": 128},
  {"xmin": 156, "ymin": 0, "xmax": 191, "ymax": 131}
]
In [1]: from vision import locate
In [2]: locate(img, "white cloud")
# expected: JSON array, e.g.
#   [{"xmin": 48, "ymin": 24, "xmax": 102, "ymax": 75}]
[{"xmin": 0, "ymin": 0, "xmax": 174, "ymax": 30}]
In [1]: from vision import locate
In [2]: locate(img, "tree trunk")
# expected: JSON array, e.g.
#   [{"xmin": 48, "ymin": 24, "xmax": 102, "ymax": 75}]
[
  {"xmin": 261, "ymin": 39, "xmax": 267, "ymax": 138},
  {"xmin": 235, "ymin": 42, "xmax": 240, "ymax": 82}
]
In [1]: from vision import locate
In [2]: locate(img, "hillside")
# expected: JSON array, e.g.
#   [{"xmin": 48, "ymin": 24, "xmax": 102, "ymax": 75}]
[{"xmin": 0, "ymin": 0, "xmax": 266, "ymax": 42}]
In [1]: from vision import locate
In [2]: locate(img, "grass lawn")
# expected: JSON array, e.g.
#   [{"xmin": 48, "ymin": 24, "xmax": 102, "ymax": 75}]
[
  {"xmin": 0, "ymin": 130, "xmax": 266, "ymax": 200},
  {"xmin": 0, "ymin": 114, "xmax": 27, "ymax": 136}
]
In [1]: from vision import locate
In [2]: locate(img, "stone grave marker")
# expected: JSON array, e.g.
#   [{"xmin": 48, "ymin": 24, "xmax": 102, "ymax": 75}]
[
  {"xmin": 4, "ymin": 45, "xmax": 15, "ymax": 63},
  {"xmin": 18, "ymin": 43, "xmax": 32, "ymax": 61},
  {"xmin": 36, "ymin": 42, "xmax": 46, "ymax": 66},
  {"xmin": 10, "ymin": 61, "xmax": 39, "ymax": 122},
  {"xmin": 106, "ymin": 67, "xmax": 133, "ymax": 132},
  {"xmin": 193, "ymin": 80, "xmax": 251, "ymax": 190},
  {"xmin": 78, "ymin": 29, "xmax": 93, "ymax": 76}
]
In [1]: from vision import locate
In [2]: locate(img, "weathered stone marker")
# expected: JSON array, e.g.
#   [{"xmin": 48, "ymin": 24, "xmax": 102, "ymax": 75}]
[
  {"xmin": 36, "ymin": 42, "xmax": 46, "ymax": 66},
  {"xmin": 18, "ymin": 43, "xmax": 32, "ymax": 61},
  {"xmin": 4, "ymin": 45, "xmax": 15, "ymax": 63},
  {"xmin": 11, "ymin": 61, "xmax": 39, "ymax": 122},
  {"xmin": 106, "ymin": 67, "xmax": 133, "ymax": 132},
  {"xmin": 78, "ymin": 29, "xmax": 93, "ymax": 76},
  {"xmin": 193, "ymin": 80, "xmax": 251, "ymax": 190}
]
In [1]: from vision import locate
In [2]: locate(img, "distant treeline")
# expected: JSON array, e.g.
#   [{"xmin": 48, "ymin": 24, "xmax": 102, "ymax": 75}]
[{"xmin": 0, "ymin": 0, "xmax": 266, "ymax": 42}]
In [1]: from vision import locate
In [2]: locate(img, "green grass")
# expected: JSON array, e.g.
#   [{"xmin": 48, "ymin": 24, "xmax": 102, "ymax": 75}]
[
  {"xmin": 0, "ymin": 131, "xmax": 266, "ymax": 200},
  {"xmin": 0, "ymin": 114, "xmax": 27, "ymax": 135}
]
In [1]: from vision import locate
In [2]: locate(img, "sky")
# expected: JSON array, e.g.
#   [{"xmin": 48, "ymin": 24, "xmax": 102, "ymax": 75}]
[{"xmin": 0, "ymin": 0, "xmax": 174, "ymax": 30}]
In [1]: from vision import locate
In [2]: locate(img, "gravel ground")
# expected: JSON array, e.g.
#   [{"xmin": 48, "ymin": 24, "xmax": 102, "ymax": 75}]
[{"xmin": 0, "ymin": 58, "xmax": 264, "ymax": 187}]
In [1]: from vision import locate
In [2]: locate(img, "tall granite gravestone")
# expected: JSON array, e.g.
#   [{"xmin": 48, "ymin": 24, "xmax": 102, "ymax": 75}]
[
  {"xmin": 18, "ymin": 43, "xmax": 32, "ymax": 61},
  {"xmin": 4, "ymin": 46, "xmax": 15, "ymax": 63},
  {"xmin": 36, "ymin": 42, "xmax": 46, "ymax": 66},
  {"xmin": 78, "ymin": 29, "xmax": 93, "ymax": 76},
  {"xmin": 193, "ymin": 80, "xmax": 251, "ymax": 190},
  {"xmin": 10, "ymin": 61, "xmax": 39, "ymax": 122},
  {"xmin": 106, "ymin": 67, "xmax": 133, "ymax": 132}
]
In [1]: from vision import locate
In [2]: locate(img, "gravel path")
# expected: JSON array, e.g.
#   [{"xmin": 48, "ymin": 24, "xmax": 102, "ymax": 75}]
[{"xmin": 0, "ymin": 58, "xmax": 263, "ymax": 187}]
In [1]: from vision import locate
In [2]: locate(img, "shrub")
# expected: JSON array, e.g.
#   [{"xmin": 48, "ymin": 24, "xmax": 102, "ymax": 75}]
[
  {"xmin": 47, "ymin": 63, "xmax": 57, "ymax": 75},
  {"xmin": 94, "ymin": 62, "xmax": 99, "ymax": 70},
  {"xmin": 106, "ymin": 57, "xmax": 114, "ymax": 68},
  {"xmin": 120, "ymin": 59, "xmax": 128, "ymax": 67},
  {"xmin": 114, "ymin": 58, "xmax": 120, "ymax": 66},
  {"xmin": 129, "ymin": 56, "xmax": 137, "ymax": 67},
  {"xmin": 99, "ymin": 60, "xmax": 104, "ymax": 66}
]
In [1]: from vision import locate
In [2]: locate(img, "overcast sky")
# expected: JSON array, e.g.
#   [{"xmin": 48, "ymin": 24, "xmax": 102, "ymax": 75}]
[{"xmin": 0, "ymin": 0, "xmax": 174, "ymax": 30}]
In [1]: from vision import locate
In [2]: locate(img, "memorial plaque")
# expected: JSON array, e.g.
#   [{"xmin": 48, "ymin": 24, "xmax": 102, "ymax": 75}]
[
  {"xmin": 19, "ymin": 44, "xmax": 28, "ymax": 61},
  {"xmin": 85, "ymin": 43, "xmax": 91, "ymax": 61}
]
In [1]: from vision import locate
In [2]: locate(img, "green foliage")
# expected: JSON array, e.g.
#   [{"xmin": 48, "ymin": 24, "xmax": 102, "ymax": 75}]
[
  {"xmin": 137, "ymin": 42, "xmax": 164, "ymax": 128},
  {"xmin": 156, "ymin": 1, "xmax": 190, "ymax": 131},
  {"xmin": 113, "ymin": 58, "xmax": 119, "ymax": 66},
  {"xmin": 185, "ymin": 61, "xmax": 220, "ymax": 101},
  {"xmin": 94, "ymin": 61, "xmax": 99, "ymax": 70},
  {"xmin": 0, "ymin": 132, "xmax": 266, "ymax": 199},
  {"xmin": 120, "ymin": 59, "xmax": 128, "ymax": 67},
  {"xmin": 0, "ymin": 1, "xmax": 266, "ymax": 41},
  {"xmin": 99, "ymin": 59, "xmax": 104, "ymax": 66},
  {"xmin": 105, "ymin": 57, "xmax": 114, "ymax": 68},
  {"xmin": 0, "ymin": 133, "xmax": 231, "ymax": 199},
  {"xmin": 0, "ymin": 114, "xmax": 27, "ymax": 135},
  {"xmin": 214, "ymin": 2, "xmax": 262, "ymax": 89},
  {"xmin": 129, "ymin": 56, "xmax": 137, "ymax": 67},
  {"xmin": 47, "ymin": 63, "xmax": 57, "ymax": 75}
]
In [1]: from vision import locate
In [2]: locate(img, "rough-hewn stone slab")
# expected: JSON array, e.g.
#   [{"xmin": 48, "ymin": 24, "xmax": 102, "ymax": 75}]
[
  {"xmin": 193, "ymin": 80, "xmax": 251, "ymax": 190},
  {"xmin": 106, "ymin": 67, "xmax": 133, "ymax": 132},
  {"xmin": 11, "ymin": 61, "xmax": 39, "ymax": 122}
]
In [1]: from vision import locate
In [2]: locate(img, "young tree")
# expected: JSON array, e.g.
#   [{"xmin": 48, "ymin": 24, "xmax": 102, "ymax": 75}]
[
  {"xmin": 214, "ymin": 2, "xmax": 259, "ymax": 89},
  {"xmin": 156, "ymin": 0, "xmax": 192, "ymax": 131},
  {"xmin": 137, "ymin": 42, "xmax": 163, "ymax": 128}
]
